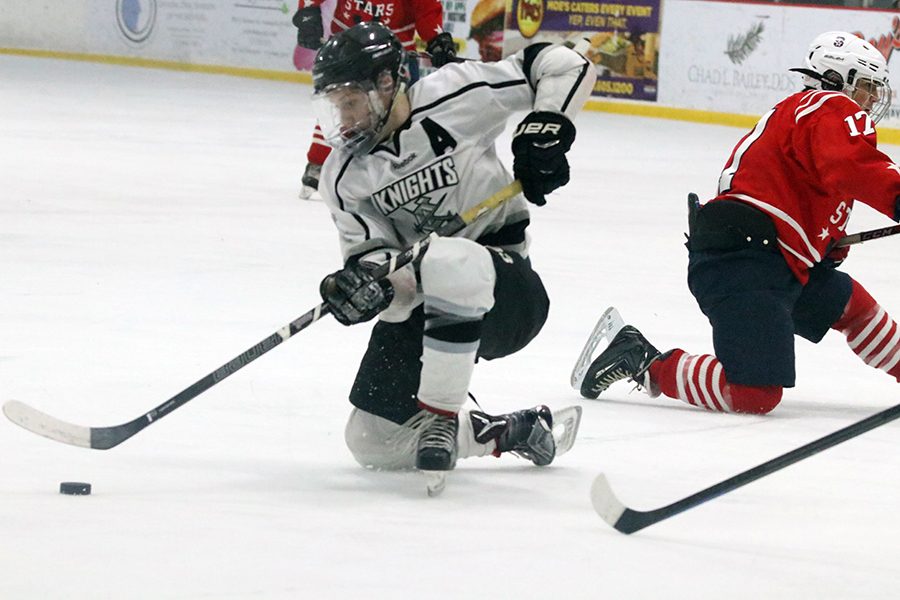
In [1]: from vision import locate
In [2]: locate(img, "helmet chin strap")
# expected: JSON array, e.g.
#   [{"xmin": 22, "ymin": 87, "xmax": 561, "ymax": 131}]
[
  {"xmin": 355, "ymin": 78, "xmax": 407, "ymax": 155},
  {"xmin": 789, "ymin": 67, "xmax": 844, "ymax": 91}
]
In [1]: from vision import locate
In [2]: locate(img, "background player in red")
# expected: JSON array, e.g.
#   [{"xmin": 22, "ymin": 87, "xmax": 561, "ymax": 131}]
[
  {"xmin": 579, "ymin": 31, "xmax": 900, "ymax": 414},
  {"xmin": 292, "ymin": 0, "xmax": 456, "ymax": 199}
]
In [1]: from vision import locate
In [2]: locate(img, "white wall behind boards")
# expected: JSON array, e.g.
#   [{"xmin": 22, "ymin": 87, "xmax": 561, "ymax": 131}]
[
  {"xmin": 659, "ymin": 1, "xmax": 900, "ymax": 128},
  {"xmin": 2, "ymin": 0, "xmax": 899, "ymax": 130}
]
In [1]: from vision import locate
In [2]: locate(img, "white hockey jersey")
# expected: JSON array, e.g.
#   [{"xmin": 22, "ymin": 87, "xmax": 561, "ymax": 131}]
[{"xmin": 318, "ymin": 43, "xmax": 596, "ymax": 265}]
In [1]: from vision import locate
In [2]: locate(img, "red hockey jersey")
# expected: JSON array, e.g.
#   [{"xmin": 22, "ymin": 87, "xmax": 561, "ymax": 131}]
[
  {"xmin": 297, "ymin": 0, "xmax": 444, "ymax": 50},
  {"xmin": 714, "ymin": 89, "xmax": 900, "ymax": 283}
]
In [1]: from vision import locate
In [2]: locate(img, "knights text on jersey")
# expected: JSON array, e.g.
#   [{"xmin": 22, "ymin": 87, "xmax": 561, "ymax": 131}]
[
  {"xmin": 714, "ymin": 89, "xmax": 900, "ymax": 283},
  {"xmin": 317, "ymin": 46, "xmax": 595, "ymax": 265}
]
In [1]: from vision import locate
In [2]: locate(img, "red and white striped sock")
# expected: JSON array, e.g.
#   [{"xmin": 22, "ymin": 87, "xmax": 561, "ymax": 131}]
[
  {"xmin": 649, "ymin": 350, "xmax": 782, "ymax": 414},
  {"xmin": 307, "ymin": 124, "xmax": 331, "ymax": 165},
  {"xmin": 833, "ymin": 281, "xmax": 900, "ymax": 382}
]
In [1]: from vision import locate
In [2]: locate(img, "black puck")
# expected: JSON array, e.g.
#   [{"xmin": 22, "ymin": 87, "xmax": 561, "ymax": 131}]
[{"xmin": 59, "ymin": 482, "xmax": 91, "ymax": 495}]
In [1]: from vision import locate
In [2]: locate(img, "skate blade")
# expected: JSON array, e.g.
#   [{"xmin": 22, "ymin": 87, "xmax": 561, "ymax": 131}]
[
  {"xmin": 552, "ymin": 405, "xmax": 583, "ymax": 457},
  {"xmin": 423, "ymin": 470, "xmax": 448, "ymax": 497},
  {"xmin": 570, "ymin": 307, "xmax": 625, "ymax": 391}
]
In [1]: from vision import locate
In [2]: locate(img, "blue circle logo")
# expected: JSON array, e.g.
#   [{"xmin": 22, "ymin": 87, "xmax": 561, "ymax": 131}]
[{"xmin": 116, "ymin": 0, "xmax": 157, "ymax": 44}]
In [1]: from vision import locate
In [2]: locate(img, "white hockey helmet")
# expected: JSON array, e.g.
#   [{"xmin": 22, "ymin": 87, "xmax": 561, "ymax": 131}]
[{"xmin": 791, "ymin": 31, "xmax": 892, "ymax": 123}]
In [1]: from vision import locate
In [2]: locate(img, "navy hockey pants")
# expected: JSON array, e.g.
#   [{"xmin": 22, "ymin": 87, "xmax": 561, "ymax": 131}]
[
  {"xmin": 688, "ymin": 247, "xmax": 852, "ymax": 387},
  {"xmin": 348, "ymin": 249, "xmax": 550, "ymax": 424}
]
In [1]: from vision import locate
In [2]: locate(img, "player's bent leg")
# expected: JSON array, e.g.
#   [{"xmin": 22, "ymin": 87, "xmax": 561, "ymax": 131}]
[
  {"xmin": 416, "ymin": 237, "xmax": 495, "ymax": 415},
  {"xmin": 344, "ymin": 405, "xmax": 558, "ymax": 471},
  {"xmin": 648, "ymin": 351, "xmax": 783, "ymax": 414},
  {"xmin": 832, "ymin": 279, "xmax": 900, "ymax": 382},
  {"xmin": 415, "ymin": 237, "xmax": 496, "ymax": 470}
]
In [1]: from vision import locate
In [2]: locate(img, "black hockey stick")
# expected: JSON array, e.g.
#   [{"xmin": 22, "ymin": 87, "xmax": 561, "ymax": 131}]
[
  {"xmin": 835, "ymin": 223, "xmax": 900, "ymax": 248},
  {"xmin": 591, "ymin": 402, "xmax": 900, "ymax": 534},
  {"xmin": 3, "ymin": 181, "xmax": 523, "ymax": 449},
  {"xmin": 408, "ymin": 50, "xmax": 473, "ymax": 64}
]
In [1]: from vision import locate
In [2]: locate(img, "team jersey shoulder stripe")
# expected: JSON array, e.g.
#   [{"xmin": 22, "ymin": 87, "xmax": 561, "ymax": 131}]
[
  {"xmin": 333, "ymin": 154, "xmax": 356, "ymax": 213},
  {"xmin": 718, "ymin": 108, "xmax": 775, "ymax": 194},
  {"xmin": 795, "ymin": 91, "xmax": 848, "ymax": 122},
  {"xmin": 561, "ymin": 59, "xmax": 592, "ymax": 113},
  {"xmin": 410, "ymin": 79, "xmax": 529, "ymax": 118},
  {"xmin": 522, "ymin": 43, "xmax": 552, "ymax": 90}
]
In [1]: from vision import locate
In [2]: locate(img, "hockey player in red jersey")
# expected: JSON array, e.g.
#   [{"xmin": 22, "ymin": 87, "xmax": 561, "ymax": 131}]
[
  {"xmin": 580, "ymin": 31, "xmax": 900, "ymax": 415},
  {"xmin": 292, "ymin": 0, "xmax": 456, "ymax": 199}
]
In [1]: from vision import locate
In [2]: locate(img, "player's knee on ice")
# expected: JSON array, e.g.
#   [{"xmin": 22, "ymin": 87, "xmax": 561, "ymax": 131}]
[
  {"xmin": 344, "ymin": 408, "xmax": 418, "ymax": 470},
  {"xmin": 726, "ymin": 384, "xmax": 783, "ymax": 415},
  {"xmin": 344, "ymin": 408, "xmax": 495, "ymax": 470},
  {"xmin": 420, "ymin": 237, "xmax": 496, "ymax": 316}
]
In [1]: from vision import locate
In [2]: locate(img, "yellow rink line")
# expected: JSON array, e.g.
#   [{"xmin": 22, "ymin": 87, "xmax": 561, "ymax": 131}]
[{"xmin": 3, "ymin": 46, "xmax": 899, "ymax": 144}]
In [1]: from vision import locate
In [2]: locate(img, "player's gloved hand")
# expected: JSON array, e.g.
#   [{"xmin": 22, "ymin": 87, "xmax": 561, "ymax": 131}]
[
  {"xmin": 427, "ymin": 32, "xmax": 457, "ymax": 68},
  {"xmin": 512, "ymin": 111, "xmax": 576, "ymax": 206},
  {"xmin": 320, "ymin": 261, "xmax": 394, "ymax": 326},
  {"xmin": 292, "ymin": 6, "xmax": 324, "ymax": 50}
]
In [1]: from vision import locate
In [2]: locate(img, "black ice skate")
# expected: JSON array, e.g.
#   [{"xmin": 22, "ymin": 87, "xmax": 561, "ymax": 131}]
[
  {"xmin": 416, "ymin": 413, "xmax": 459, "ymax": 472},
  {"xmin": 580, "ymin": 325, "xmax": 661, "ymax": 400},
  {"xmin": 298, "ymin": 162, "xmax": 322, "ymax": 200},
  {"xmin": 470, "ymin": 405, "xmax": 556, "ymax": 466}
]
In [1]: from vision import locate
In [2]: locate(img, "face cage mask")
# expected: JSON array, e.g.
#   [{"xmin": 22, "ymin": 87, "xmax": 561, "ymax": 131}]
[
  {"xmin": 847, "ymin": 78, "xmax": 892, "ymax": 125},
  {"xmin": 312, "ymin": 75, "xmax": 398, "ymax": 156}
]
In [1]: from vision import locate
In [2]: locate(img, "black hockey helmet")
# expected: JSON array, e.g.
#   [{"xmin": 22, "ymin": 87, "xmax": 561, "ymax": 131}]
[
  {"xmin": 311, "ymin": 22, "xmax": 409, "ymax": 155},
  {"xmin": 312, "ymin": 21, "xmax": 406, "ymax": 94}
]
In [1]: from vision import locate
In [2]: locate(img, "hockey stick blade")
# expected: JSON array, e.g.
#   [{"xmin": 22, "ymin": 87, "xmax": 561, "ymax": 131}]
[
  {"xmin": 4, "ymin": 182, "xmax": 523, "ymax": 450},
  {"xmin": 591, "ymin": 402, "xmax": 900, "ymax": 534},
  {"xmin": 4, "ymin": 400, "xmax": 94, "ymax": 449},
  {"xmin": 570, "ymin": 307, "xmax": 625, "ymax": 391}
]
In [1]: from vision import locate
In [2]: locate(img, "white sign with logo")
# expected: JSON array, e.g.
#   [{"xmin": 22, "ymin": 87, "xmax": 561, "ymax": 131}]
[
  {"xmin": 659, "ymin": 1, "xmax": 900, "ymax": 128},
  {"xmin": 81, "ymin": 0, "xmax": 298, "ymax": 71}
]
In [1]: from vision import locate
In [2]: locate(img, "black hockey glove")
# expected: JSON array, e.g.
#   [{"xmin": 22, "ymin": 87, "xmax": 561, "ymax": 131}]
[
  {"xmin": 823, "ymin": 244, "xmax": 849, "ymax": 268},
  {"xmin": 292, "ymin": 6, "xmax": 324, "ymax": 50},
  {"xmin": 427, "ymin": 32, "xmax": 457, "ymax": 68},
  {"xmin": 512, "ymin": 111, "xmax": 576, "ymax": 206},
  {"xmin": 320, "ymin": 262, "xmax": 394, "ymax": 326}
]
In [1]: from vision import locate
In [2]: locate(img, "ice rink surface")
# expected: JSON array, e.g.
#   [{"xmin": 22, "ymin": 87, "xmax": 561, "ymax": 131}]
[{"xmin": 2, "ymin": 55, "xmax": 899, "ymax": 599}]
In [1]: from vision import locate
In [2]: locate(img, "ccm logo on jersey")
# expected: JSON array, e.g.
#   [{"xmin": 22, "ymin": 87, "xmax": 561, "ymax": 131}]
[
  {"xmin": 372, "ymin": 156, "xmax": 460, "ymax": 216},
  {"xmin": 513, "ymin": 122, "xmax": 562, "ymax": 137}
]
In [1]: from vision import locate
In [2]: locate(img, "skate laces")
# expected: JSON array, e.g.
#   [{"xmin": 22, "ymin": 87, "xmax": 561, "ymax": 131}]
[
  {"xmin": 591, "ymin": 329, "xmax": 660, "ymax": 394},
  {"xmin": 418, "ymin": 414, "xmax": 457, "ymax": 451},
  {"xmin": 387, "ymin": 411, "xmax": 433, "ymax": 457}
]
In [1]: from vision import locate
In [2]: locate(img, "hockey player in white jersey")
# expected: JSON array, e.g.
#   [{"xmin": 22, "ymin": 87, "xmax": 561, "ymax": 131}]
[{"xmin": 311, "ymin": 22, "xmax": 595, "ymax": 485}]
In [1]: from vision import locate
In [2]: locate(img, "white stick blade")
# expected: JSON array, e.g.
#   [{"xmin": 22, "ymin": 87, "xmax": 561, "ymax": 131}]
[
  {"xmin": 2, "ymin": 400, "xmax": 92, "ymax": 448},
  {"xmin": 590, "ymin": 474, "xmax": 627, "ymax": 526}
]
